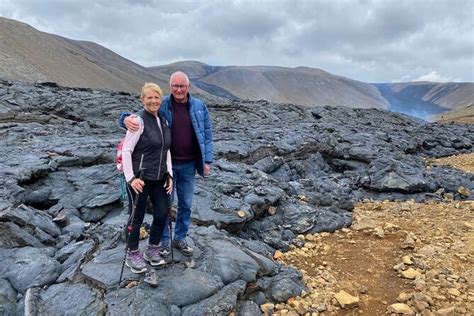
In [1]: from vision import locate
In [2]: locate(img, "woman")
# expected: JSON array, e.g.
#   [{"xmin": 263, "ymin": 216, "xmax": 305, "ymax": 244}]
[{"xmin": 121, "ymin": 82, "xmax": 173, "ymax": 273}]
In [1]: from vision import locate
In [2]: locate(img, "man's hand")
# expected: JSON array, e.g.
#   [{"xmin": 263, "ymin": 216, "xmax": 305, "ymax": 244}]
[
  {"xmin": 204, "ymin": 163, "xmax": 211, "ymax": 177},
  {"xmin": 125, "ymin": 115, "xmax": 140, "ymax": 132}
]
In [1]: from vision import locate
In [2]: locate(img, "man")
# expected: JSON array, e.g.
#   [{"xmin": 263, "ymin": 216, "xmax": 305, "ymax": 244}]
[{"xmin": 119, "ymin": 71, "xmax": 213, "ymax": 256}]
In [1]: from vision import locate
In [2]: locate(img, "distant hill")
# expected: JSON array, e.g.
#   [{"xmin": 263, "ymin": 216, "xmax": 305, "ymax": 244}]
[
  {"xmin": 1, "ymin": 17, "xmax": 472, "ymax": 119},
  {"xmin": 384, "ymin": 82, "xmax": 473, "ymax": 109},
  {"xmin": 149, "ymin": 61, "xmax": 223, "ymax": 80},
  {"xmin": 151, "ymin": 61, "xmax": 474, "ymax": 119},
  {"xmin": 374, "ymin": 82, "xmax": 474, "ymax": 120},
  {"xmin": 151, "ymin": 62, "xmax": 390, "ymax": 109},
  {"xmin": 434, "ymin": 104, "xmax": 474, "ymax": 124},
  {"xmin": 0, "ymin": 17, "xmax": 169, "ymax": 93}
]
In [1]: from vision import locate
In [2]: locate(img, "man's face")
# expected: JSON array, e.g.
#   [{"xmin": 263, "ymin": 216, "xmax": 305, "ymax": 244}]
[{"xmin": 170, "ymin": 74, "xmax": 189, "ymax": 103}]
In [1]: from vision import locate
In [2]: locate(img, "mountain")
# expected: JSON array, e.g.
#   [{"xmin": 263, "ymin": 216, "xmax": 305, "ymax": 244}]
[
  {"xmin": 149, "ymin": 60, "xmax": 223, "ymax": 80},
  {"xmin": 153, "ymin": 61, "xmax": 474, "ymax": 120},
  {"xmin": 151, "ymin": 62, "xmax": 390, "ymax": 109},
  {"xmin": 0, "ymin": 17, "xmax": 169, "ymax": 92},
  {"xmin": 387, "ymin": 82, "xmax": 473, "ymax": 109},
  {"xmin": 375, "ymin": 82, "xmax": 474, "ymax": 119},
  {"xmin": 1, "ymin": 17, "xmax": 472, "ymax": 120},
  {"xmin": 434, "ymin": 104, "xmax": 474, "ymax": 124}
]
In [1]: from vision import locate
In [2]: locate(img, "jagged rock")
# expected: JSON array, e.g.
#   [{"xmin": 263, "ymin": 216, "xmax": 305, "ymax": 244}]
[
  {"xmin": 0, "ymin": 222, "xmax": 43, "ymax": 248},
  {"xmin": 242, "ymin": 199, "xmax": 351, "ymax": 250},
  {"xmin": 236, "ymin": 300, "xmax": 262, "ymax": 316},
  {"xmin": 447, "ymin": 288, "xmax": 461, "ymax": 297},
  {"xmin": 366, "ymin": 155, "xmax": 429, "ymax": 192},
  {"xmin": 396, "ymin": 292, "xmax": 412, "ymax": 303},
  {"xmin": 61, "ymin": 214, "xmax": 86, "ymax": 238},
  {"xmin": 401, "ymin": 268, "xmax": 422, "ymax": 279},
  {"xmin": 80, "ymin": 246, "xmax": 142, "ymax": 289},
  {"xmin": 0, "ymin": 247, "xmax": 61, "ymax": 293},
  {"xmin": 256, "ymin": 266, "xmax": 304, "ymax": 302},
  {"xmin": 254, "ymin": 156, "xmax": 285, "ymax": 174},
  {"xmin": 105, "ymin": 288, "xmax": 180, "ymax": 316},
  {"xmin": 259, "ymin": 303, "xmax": 274, "ymax": 314},
  {"xmin": 105, "ymin": 268, "xmax": 224, "ymax": 309},
  {"xmin": 1, "ymin": 80, "xmax": 473, "ymax": 312},
  {"xmin": 402, "ymin": 255, "xmax": 413, "ymax": 265},
  {"xmin": 0, "ymin": 204, "xmax": 61, "ymax": 237},
  {"xmin": 181, "ymin": 280, "xmax": 246, "ymax": 315},
  {"xmin": 387, "ymin": 303, "xmax": 415, "ymax": 315},
  {"xmin": 38, "ymin": 283, "xmax": 105, "ymax": 315},
  {"xmin": 417, "ymin": 245, "xmax": 437, "ymax": 256},
  {"xmin": 52, "ymin": 212, "xmax": 68, "ymax": 226},
  {"xmin": 351, "ymin": 215, "xmax": 377, "ymax": 230},
  {"xmin": 0, "ymin": 279, "xmax": 16, "ymax": 316},
  {"xmin": 195, "ymin": 226, "xmax": 277, "ymax": 284},
  {"xmin": 437, "ymin": 306, "xmax": 455, "ymax": 315},
  {"xmin": 334, "ymin": 290, "xmax": 359, "ymax": 308},
  {"xmin": 457, "ymin": 186, "xmax": 470, "ymax": 197},
  {"xmin": 56, "ymin": 239, "xmax": 95, "ymax": 282}
]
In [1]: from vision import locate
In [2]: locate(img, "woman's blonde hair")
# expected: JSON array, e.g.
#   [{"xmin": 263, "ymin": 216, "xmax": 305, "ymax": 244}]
[{"xmin": 141, "ymin": 82, "xmax": 163, "ymax": 99}]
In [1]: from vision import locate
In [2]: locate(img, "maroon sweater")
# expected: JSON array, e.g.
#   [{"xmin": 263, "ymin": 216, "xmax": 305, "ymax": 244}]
[{"xmin": 171, "ymin": 99, "xmax": 199, "ymax": 162}]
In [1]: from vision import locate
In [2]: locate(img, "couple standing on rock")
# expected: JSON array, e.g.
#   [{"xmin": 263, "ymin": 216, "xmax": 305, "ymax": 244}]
[{"xmin": 119, "ymin": 71, "xmax": 214, "ymax": 274}]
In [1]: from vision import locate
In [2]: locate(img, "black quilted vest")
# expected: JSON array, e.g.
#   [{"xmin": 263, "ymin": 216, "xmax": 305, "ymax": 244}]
[{"xmin": 132, "ymin": 109, "xmax": 171, "ymax": 181}]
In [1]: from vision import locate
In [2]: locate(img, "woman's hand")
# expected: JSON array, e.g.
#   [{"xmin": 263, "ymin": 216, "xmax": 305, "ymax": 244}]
[
  {"xmin": 164, "ymin": 177, "xmax": 173, "ymax": 194},
  {"xmin": 125, "ymin": 115, "xmax": 140, "ymax": 132},
  {"xmin": 130, "ymin": 178, "xmax": 145, "ymax": 194}
]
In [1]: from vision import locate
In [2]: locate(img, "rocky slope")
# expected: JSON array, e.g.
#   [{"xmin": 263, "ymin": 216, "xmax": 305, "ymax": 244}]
[
  {"xmin": 152, "ymin": 61, "xmax": 474, "ymax": 120},
  {"xmin": 434, "ymin": 104, "xmax": 474, "ymax": 124},
  {"xmin": 3, "ymin": 17, "xmax": 472, "ymax": 120},
  {"xmin": 383, "ymin": 82, "xmax": 474, "ymax": 110},
  {"xmin": 277, "ymin": 160, "xmax": 473, "ymax": 315},
  {"xmin": 163, "ymin": 64, "xmax": 390, "ymax": 109},
  {"xmin": 0, "ymin": 79, "xmax": 473, "ymax": 314},
  {"xmin": 0, "ymin": 17, "xmax": 170, "ymax": 93},
  {"xmin": 375, "ymin": 82, "xmax": 474, "ymax": 120}
]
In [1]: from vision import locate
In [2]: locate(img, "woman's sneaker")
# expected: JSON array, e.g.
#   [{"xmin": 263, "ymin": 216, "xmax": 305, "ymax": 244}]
[
  {"xmin": 172, "ymin": 239, "xmax": 193, "ymax": 256},
  {"xmin": 144, "ymin": 244, "xmax": 166, "ymax": 266},
  {"xmin": 125, "ymin": 249, "xmax": 147, "ymax": 273}
]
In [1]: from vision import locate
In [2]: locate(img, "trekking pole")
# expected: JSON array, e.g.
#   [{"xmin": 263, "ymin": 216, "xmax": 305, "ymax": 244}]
[
  {"xmin": 168, "ymin": 192, "xmax": 174, "ymax": 262},
  {"xmin": 118, "ymin": 155, "xmax": 145, "ymax": 287}
]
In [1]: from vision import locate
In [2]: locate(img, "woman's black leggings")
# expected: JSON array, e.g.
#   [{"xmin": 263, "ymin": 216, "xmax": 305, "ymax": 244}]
[{"xmin": 126, "ymin": 178, "xmax": 169, "ymax": 250}]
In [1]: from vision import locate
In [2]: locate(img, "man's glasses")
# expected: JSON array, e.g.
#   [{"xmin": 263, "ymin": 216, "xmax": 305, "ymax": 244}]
[{"xmin": 171, "ymin": 84, "xmax": 188, "ymax": 90}]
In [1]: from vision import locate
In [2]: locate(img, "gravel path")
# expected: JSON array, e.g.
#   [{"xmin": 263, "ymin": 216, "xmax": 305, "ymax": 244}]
[{"xmin": 273, "ymin": 153, "xmax": 473, "ymax": 315}]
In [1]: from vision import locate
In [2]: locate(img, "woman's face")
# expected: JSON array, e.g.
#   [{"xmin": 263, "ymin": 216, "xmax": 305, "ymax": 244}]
[{"xmin": 141, "ymin": 88, "xmax": 161, "ymax": 114}]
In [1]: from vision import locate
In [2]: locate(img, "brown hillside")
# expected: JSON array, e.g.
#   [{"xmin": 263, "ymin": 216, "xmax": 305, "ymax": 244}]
[
  {"xmin": 2, "ymin": 17, "xmax": 471, "ymax": 110},
  {"xmin": 274, "ymin": 153, "xmax": 474, "ymax": 315},
  {"xmin": 150, "ymin": 61, "xmax": 222, "ymax": 80},
  {"xmin": 434, "ymin": 104, "xmax": 474, "ymax": 124},
  {"xmin": 0, "ymin": 17, "xmax": 168, "ymax": 92},
  {"xmin": 152, "ymin": 62, "xmax": 390, "ymax": 109},
  {"xmin": 387, "ymin": 82, "xmax": 474, "ymax": 110}
]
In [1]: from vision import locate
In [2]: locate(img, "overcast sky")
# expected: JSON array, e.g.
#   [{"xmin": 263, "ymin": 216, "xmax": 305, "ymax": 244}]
[{"xmin": 2, "ymin": 0, "xmax": 473, "ymax": 83}]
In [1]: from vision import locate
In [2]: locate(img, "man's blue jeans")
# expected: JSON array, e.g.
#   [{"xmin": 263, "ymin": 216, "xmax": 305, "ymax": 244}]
[{"xmin": 162, "ymin": 160, "xmax": 196, "ymax": 242}]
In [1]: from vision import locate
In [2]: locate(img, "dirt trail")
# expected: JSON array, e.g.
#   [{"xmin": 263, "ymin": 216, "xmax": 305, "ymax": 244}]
[{"xmin": 270, "ymin": 153, "xmax": 473, "ymax": 315}]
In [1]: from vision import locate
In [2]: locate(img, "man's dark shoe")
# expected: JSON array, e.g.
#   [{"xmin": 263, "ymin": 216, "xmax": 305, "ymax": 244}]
[
  {"xmin": 172, "ymin": 239, "xmax": 193, "ymax": 256},
  {"xmin": 158, "ymin": 241, "xmax": 170, "ymax": 257}
]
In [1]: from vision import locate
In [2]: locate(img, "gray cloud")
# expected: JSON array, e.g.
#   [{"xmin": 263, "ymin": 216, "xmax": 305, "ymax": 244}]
[{"xmin": 1, "ymin": 0, "xmax": 473, "ymax": 82}]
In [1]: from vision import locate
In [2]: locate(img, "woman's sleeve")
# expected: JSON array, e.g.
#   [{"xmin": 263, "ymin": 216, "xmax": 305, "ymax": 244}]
[{"xmin": 122, "ymin": 120, "xmax": 143, "ymax": 182}]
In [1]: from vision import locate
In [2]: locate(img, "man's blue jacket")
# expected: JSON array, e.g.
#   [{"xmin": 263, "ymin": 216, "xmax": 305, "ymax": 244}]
[{"xmin": 119, "ymin": 94, "xmax": 213, "ymax": 177}]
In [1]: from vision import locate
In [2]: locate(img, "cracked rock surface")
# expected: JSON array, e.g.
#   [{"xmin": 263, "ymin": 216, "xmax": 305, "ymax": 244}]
[{"xmin": 0, "ymin": 79, "xmax": 472, "ymax": 314}]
